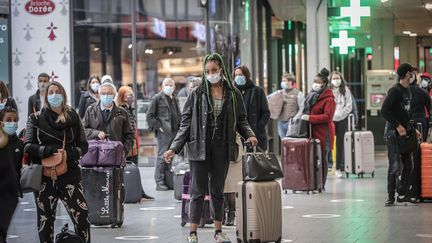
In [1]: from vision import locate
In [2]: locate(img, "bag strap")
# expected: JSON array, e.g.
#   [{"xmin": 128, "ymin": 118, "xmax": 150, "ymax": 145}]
[{"xmin": 62, "ymin": 131, "xmax": 66, "ymax": 150}]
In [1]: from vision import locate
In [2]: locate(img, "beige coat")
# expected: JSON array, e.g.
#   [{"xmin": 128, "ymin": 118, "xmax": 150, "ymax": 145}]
[{"xmin": 224, "ymin": 135, "xmax": 243, "ymax": 193}]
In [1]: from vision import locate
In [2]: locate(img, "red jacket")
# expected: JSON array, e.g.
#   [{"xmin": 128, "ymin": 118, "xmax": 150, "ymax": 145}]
[{"xmin": 309, "ymin": 88, "xmax": 336, "ymax": 150}]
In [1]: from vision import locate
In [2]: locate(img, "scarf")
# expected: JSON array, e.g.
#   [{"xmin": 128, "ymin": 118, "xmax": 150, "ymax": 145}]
[
  {"xmin": 41, "ymin": 107, "xmax": 78, "ymax": 130},
  {"xmin": 303, "ymin": 86, "xmax": 326, "ymax": 115}
]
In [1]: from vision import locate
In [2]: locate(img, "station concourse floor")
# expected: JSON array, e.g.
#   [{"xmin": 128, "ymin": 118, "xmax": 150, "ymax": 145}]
[{"xmin": 7, "ymin": 151, "xmax": 432, "ymax": 243}]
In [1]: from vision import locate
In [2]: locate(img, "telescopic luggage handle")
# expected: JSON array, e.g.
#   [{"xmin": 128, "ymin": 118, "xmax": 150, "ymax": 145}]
[{"xmin": 348, "ymin": 114, "xmax": 355, "ymax": 132}]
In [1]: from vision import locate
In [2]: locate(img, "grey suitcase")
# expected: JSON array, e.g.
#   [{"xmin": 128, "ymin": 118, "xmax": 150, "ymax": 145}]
[
  {"xmin": 123, "ymin": 161, "xmax": 142, "ymax": 203},
  {"xmin": 236, "ymin": 180, "xmax": 282, "ymax": 243}
]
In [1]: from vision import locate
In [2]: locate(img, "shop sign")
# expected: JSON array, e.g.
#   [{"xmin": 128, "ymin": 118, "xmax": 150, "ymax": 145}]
[{"xmin": 25, "ymin": 0, "xmax": 55, "ymax": 15}]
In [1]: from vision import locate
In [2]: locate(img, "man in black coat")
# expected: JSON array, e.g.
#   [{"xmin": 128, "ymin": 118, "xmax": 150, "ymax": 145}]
[
  {"xmin": 27, "ymin": 73, "xmax": 50, "ymax": 117},
  {"xmin": 233, "ymin": 66, "xmax": 270, "ymax": 150}
]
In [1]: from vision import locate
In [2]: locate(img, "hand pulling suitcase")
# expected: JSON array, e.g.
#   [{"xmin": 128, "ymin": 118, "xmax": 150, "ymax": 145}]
[
  {"xmin": 281, "ymin": 135, "xmax": 323, "ymax": 194},
  {"xmin": 174, "ymin": 162, "xmax": 190, "ymax": 200},
  {"xmin": 180, "ymin": 171, "xmax": 212, "ymax": 227},
  {"xmin": 123, "ymin": 161, "xmax": 142, "ymax": 203},
  {"xmin": 81, "ymin": 167, "xmax": 124, "ymax": 228},
  {"xmin": 164, "ymin": 163, "xmax": 174, "ymax": 190},
  {"xmin": 344, "ymin": 114, "xmax": 375, "ymax": 178},
  {"xmin": 236, "ymin": 180, "xmax": 282, "ymax": 243}
]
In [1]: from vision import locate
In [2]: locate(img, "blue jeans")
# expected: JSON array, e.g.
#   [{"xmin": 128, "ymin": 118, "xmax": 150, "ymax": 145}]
[{"xmin": 278, "ymin": 120, "xmax": 289, "ymax": 139}]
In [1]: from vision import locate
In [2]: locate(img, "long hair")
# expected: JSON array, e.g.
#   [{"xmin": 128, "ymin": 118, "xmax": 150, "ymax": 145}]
[
  {"xmin": 233, "ymin": 65, "xmax": 252, "ymax": 82},
  {"xmin": 330, "ymin": 71, "xmax": 347, "ymax": 96},
  {"xmin": 0, "ymin": 80, "xmax": 10, "ymax": 99},
  {"xmin": 44, "ymin": 81, "xmax": 71, "ymax": 123},
  {"xmin": 202, "ymin": 53, "xmax": 236, "ymax": 115},
  {"xmin": 87, "ymin": 75, "xmax": 100, "ymax": 94},
  {"xmin": 116, "ymin": 86, "xmax": 133, "ymax": 107}
]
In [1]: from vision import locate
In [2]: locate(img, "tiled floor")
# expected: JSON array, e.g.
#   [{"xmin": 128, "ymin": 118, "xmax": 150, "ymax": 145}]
[{"xmin": 7, "ymin": 151, "xmax": 432, "ymax": 243}]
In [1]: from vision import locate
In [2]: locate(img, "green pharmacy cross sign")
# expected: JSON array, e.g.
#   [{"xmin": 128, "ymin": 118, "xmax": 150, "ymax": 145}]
[
  {"xmin": 340, "ymin": 0, "xmax": 370, "ymax": 27},
  {"xmin": 331, "ymin": 30, "xmax": 355, "ymax": 55}
]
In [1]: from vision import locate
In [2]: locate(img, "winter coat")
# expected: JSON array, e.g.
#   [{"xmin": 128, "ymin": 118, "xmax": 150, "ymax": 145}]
[
  {"xmin": 236, "ymin": 80, "xmax": 270, "ymax": 150},
  {"xmin": 308, "ymin": 88, "xmax": 336, "ymax": 150},
  {"xmin": 28, "ymin": 91, "xmax": 41, "ymax": 117},
  {"xmin": 146, "ymin": 92, "xmax": 181, "ymax": 135},
  {"xmin": 78, "ymin": 91, "xmax": 98, "ymax": 118},
  {"xmin": 0, "ymin": 134, "xmax": 22, "ymax": 198},
  {"xmin": 83, "ymin": 101, "xmax": 134, "ymax": 156},
  {"xmin": 24, "ymin": 107, "xmax": 89, "ymax": 184},
  {"xmin": 169, "ymin": 81, "xmax": 255, "ymax": 162},
  {"xmin": 332, "ymin": 87, "xmax": 353, "ymax": 122}
]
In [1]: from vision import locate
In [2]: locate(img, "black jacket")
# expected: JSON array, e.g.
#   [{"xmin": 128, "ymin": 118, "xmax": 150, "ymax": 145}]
[
  {"xmin": 83, "ymin": 101, "xmax": 134, "ymax": 156},
  {"xmin": 169, "ymin": 82, "xmax": 255, "ymax": 161},
  {"xmin": 381, "ymin": 83, "xmax": 413, "ymax": 131},
  {"xmin": 78, "ymin": 91, "xmax": 98, "ymax": 118},
  {"xmin": 146, "ymin": 92, "xmax": 181, "ymax": 134},
  {"xmin": 0, "ymin": 134, "xmax": 23, "ymax": 198},
  {"xmin": 236, "ymin": 81, "xmax": 270, "ymax": 150},
  {"xmin": 28, "ymin": 91, "xmax": 41, "ymax": 117},
  {"xmin": 9, "ymin": 135, "xmax": 23, "ymax": 197},
  {"xmin": 409, "ymin": 83, "xmax": 431, "ymax": 120},
  {"xmin": 24, "ymin": 107, "xmax": 89, "ymax": 184}
]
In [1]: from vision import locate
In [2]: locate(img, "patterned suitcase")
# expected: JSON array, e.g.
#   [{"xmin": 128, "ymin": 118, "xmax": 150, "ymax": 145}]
[
  {"xmin": 344, "ymin": 115, "xmax": 375, "ymax": 178},
  {"xmin": 81, "ymin": 167, "xmax": 124, "ymax": 228},
  {"xmin": 281, "ymin": 137, "xmax": 323, "ymax": 194},
  {"xmin": 236, "ymin": 180, "xmax": 282, "ymax": 243}
]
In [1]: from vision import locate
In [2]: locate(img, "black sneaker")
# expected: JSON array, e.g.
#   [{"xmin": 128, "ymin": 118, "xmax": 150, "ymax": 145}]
[
  {"xmin": 396, "ymin": 195, "xmax": 409, "ymax": 203},
  {"xmin": 385, "ymin": 197, "xmax": 395, "ymax": 207},
  {"xmin": 141, "ymin": 193, "xmax": 155, "ymax": 200}
]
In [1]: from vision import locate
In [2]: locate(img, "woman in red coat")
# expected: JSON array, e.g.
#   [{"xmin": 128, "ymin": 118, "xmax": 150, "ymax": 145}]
[{"xmin": 301, "ymin": 68, "xmax": 336, "ymax": 187}]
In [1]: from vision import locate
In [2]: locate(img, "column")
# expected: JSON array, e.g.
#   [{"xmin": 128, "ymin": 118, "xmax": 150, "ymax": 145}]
[{"xmin": 371, "ymin": 18, "xmax": 394, "ymax": 69}]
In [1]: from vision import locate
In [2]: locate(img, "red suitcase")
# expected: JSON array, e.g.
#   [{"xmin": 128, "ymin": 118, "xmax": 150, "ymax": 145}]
[{"xmin": 281, "ymin": 137, "xmax": 323, "ymax": 194}]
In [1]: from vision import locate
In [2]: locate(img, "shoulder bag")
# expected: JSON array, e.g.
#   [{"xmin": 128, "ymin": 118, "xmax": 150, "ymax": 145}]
[{"xmin": 42, "ymin": 131, "xmax": 67, "ymax": 180}]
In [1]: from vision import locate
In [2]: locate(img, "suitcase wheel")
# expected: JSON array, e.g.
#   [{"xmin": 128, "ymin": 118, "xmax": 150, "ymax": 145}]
[
  {"xmin": 306, "ymin": 191, "xmax": 310, "ymax": 195},
  {"xmin": 292, "ymin": 190, "xmax": 296, "ymax": 194},
  {"xmin": 285, "ymin": 190, "xmax": 288, "ymax": 194},
  {"xmin": 371, "ymin": 171, "xmax": 375, "ymax": 178},
  {"xmin": 199, "ymin": 223, "xmax": 205, "ymax": 228},
  {"xmin": 318, "ymin": 189, "xmax": 322, "ymax": 194},
  {"xmin": 237, "ymin": 239, "xmax": 242, "ymax": 243},
  {"xmin": 346, "ymin": 173, "xmax": 349, "ymax": 179},
  {"xmin": 181, "ymin": 222, "xmax": 186, "ymax": 227}
]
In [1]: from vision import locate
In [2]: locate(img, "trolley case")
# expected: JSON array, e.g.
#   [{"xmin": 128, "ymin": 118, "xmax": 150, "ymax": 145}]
[
  {"xmin": 281, "ymin": 137, "xmax": 323, "ymax": 194},
  {"xmin": 173, "ymin": 162, "xmax": 189, "ymax": 200},
  {"xmin": 81, "ymin": 167, "xmax": 124, "ymax": 228},
  {"xmin": 344, "ymin": 115, "xmax": 375, "ymax": 178},
  {"xmin": 236, "ymin": 180, "xmax": 282, "ymax": 243},
  {"xmin": 123, "ymin": 162, "xmax": 142, "ymax": 203},
  {"xmin": 421, "ymin": 143, "xmax": 432, "ymax": 198}
]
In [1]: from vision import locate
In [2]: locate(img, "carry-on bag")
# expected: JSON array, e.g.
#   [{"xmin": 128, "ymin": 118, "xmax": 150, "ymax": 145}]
[
  {"xmin": 236, "ymin": 180, "xmax": 282, "ymax": 243},
  {"xmin": 344, "ymin": 114, "xmax": 375, "ymax": 178},
  {"xmin": 174, "ymin": 162, "xmax": 190, "ymax": 200},
  {"xmin": 123, "ymin": 161, "xmax": 142, "ymax": 203},
  {"xmin": 55, "ymin": 223, "xmax": 84, "ymax": 243},
  {"xmin": 81, "ymin": 167, "xmax": 124, "ymax": 228},
  {"xmin": 243, "ymin": 144, "xmax": 283, "ymax": 182},
  {"xmin": 79, "ymin": 139, "xmax": 125, "ymax": 167}
]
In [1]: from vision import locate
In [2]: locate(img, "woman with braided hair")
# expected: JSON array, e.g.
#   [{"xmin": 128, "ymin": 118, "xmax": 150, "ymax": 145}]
[{"xmin": 164, "ymin": 53, "xmax": 257, "ymax": 243}]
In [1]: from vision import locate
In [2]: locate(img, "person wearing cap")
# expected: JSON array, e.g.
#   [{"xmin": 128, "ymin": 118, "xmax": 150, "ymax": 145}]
[
  {"xmin": 419, "ymin": 72, "xmax": 432, "ymax": 93},
  {"xmin": 146, "ymin": 78, "xmax": 181, "ymax": 191},
  {"xmin": 381, "ymin": 63, "xmax": 421, "ymax": 206}
]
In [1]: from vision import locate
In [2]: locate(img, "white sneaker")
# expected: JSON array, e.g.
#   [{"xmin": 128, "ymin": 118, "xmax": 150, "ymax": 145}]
[
  {"xmin": 188, "ymin": 234, "xmax": 198, "ymax": 243},
  {"xmin": 337, "ymin": 170, "xmax": 345, "ymax": 178},
  {"xmin": 214, "ymin": 232, "xmax": 231, "ymax": 243},
  {"xmin": 335, "ymin": 170, "xmax": 343, "ymax": 178}
]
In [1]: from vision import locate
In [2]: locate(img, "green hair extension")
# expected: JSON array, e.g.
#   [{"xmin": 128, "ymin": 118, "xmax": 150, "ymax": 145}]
[{"xmin": 202, "ymin": 53, "xmax": 237, "ymax": 127}]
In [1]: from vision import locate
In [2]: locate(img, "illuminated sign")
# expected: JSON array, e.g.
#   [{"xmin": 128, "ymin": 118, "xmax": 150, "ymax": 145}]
[
  {"xmin": 331, "ymin": 30, "xmax": 355, "ymax": 55},
  {"xmin": 340, "ymin": 0, "xmax": 370, "ymax": 27}
]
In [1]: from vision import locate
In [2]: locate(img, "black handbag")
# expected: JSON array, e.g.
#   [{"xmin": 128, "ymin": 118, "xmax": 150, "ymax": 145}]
[
  {"xmin": 55, "ymin": 224, "xmax": 84, "ymax": 243},
  {"xmin": 243, "ymin": 146, "xmax": 284, "ymax": 181},
  {"xmin": 397, "ymin": 128, "xmax": 418, "ymax": 154},
  {"xmin": 286, "ymin": 119, "xmax": 308, "ymax": 138}
]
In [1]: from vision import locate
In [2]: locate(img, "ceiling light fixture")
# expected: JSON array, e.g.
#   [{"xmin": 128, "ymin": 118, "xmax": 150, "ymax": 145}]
[
  {"xmin": 426, "ymin": 3, "xmax": 432, "ymax": 10},
  {"xmin": 410, "ymin": 33, "xmax": 418, "ymax": 37},
  {"xmin": 402, "ymin": 31, "xmax": 411, "ymax": 35},
  {"xmin": 128, "ymin": 44, "xmax": 133, "ymax": 49},
  {"xmin": 381, "ymin": 0, "xmax": 389, "ymax": 3},
  {"xmin": 429, "ymin": 28, "xmax": 432, "ymax": 34}
]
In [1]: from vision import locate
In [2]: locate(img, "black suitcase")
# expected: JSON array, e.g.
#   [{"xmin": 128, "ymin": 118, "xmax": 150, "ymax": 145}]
[
  {"xmin": 81, "ymin": 167, "xmax": 124, "ymax": 228},
  {"xmin": 123, "ymin": 162, "xmax": 142, "ymax": 203}
]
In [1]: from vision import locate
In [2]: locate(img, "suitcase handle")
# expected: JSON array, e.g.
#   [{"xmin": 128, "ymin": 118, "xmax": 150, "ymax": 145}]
[{"xmin": 348, "ymin": 114, "xmax": 355, "ymax": 132}]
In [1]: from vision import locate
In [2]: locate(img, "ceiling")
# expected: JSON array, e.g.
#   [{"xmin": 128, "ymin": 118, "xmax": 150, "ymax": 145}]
[{"xmin": 268, "ymin": 0, "xmax": 432, "ymax": 37}]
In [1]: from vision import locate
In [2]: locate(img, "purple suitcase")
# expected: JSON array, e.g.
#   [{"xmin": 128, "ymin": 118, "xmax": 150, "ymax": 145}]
[
  {"xmin": 80, "ymin": 139, "xmax": 125, "ymax": 167},
  {"xmin": 180, "ymin": 171, "xmax": 212, "ymax": 227}
]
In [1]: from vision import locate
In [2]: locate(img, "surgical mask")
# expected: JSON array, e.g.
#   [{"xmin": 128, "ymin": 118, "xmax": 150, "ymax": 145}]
[
  {"xmin": 281, "ymin": 81, "xmax": 289, "ymax": 90},
  {"xmin": 331, "ymin": 79, "xmax": 341, "ymax": 88},
  {"xmin": 2, "ymin": 122, "xmax": 18, "ymax": 135},
  {"xmin": 163, "ymin": 86, "xmax": 174, "ymax": 96},
  {"xmin": 235, "ymin": 76, "xmax": 246, "ymax": 86},
  {"xmin": 421, "ymin": 79, "xmax": 429, "ymax": 88},
  {"xmin": 38, "ymin": 82, "xmax": 48, "ymax": 92},
  {"xmin": 47, "ymin": 94, "xmax": 64, "ymax": 108},
  {"xmin": 126, "ymin": 96, "xmax": 134, "ymax": 106},
  {"xmin": 90, "ymin": 83, "xmax": 100, "ymax": 93},
  {"xmin": 312, "ymin": 83, "xmax": 323, "ymax": 92},
  {"xmin": 100, "ymin": 95, "xmax": 114, "ymax": 107},
  {"xmin": 207, "ymin": 73, "xmax": 222, "ymax": 84},
  {"xmin": 0, "ymin": 103, "xmax": 4, "ymax": 111}
]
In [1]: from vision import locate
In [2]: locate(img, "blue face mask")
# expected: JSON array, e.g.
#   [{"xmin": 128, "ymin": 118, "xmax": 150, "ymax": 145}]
[
  {"xmin": 101, "ymin": 95, "xmax": 114, "ymax": 107},
  {"xmin": 47, "ymin": 94, "xmax": 64, "ymax": 108},
  {"xmin": 235, "ymin": 76, "xmax": 246, "ymax": 86},
  {"xmin": 3, "ymin": 122, "xmax": 18, "ymax": 135},
  {"xmin": 163, "ymin": 86, "xmax": 174, "ymax": 96},
  {"xmin": 0, "ymin": 103, "xmax": 5, "ymax": 111}
]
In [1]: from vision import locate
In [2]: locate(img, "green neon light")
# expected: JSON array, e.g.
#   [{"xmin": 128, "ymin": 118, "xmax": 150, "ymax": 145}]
[
  {"xmin": 288, "ymin": 44, "xmax": 292, "ymax": 57},
  {"xmin": 331, "ymin": 30, "xmax": 355, "ymax": 55},
  {"xmin": 340, "ymin": 0, "xmax": 370, "ymax": 27},
  {"xmin": 420, "ymin": 60, "xmax": 425, "ymax": 68},
  {"xmin": 429, "ymin": 48, "xmax": 432, "ymax": 55},
  {"xmin": 288, "ymin": 21, "xmax": 292, "ymax": 30},
  {"xmin": 245, "ymin": 0, "xmax": 249, "ymax": 31},
  {"xmin": 366, "ymin": 47, "xmax": 372, "ymax": 54}
]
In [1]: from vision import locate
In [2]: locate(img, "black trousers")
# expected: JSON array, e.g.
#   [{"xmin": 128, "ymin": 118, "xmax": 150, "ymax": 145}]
[
  {"xmin": 334, "ymin": 117, "xmax": 349, "ymax": 171},
  {"xmin": 189, "ymin": 140, "xmax": 229, "ymax": 224},
  {"xmin": 385, "ymin": 132, "xmax": 413, "ymax": 197},
  {"xmin": 34, "ymin": 179, "xmax": 90, "ymax": 243},
  {"xmin": 0, "ymin": 195, "xmax": 17, "ymax": 242}
]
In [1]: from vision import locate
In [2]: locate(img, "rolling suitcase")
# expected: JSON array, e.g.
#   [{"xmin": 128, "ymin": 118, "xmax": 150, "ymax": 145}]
[
  {"xmin": 180, "ymin": 171, "xmax": 212, "ymax": 227},
  {"xmin": 421, "ymin": 123, "xmax": 432, "ymax": 199},
  {"xmin": 344, "ymin": 115, "xmax": 375, "ymax": 178},
  {"xmin": 164, "ymin": 164, "xmax": 174, "ymax": 190},
  {"xmin": 81, "ymin": 167, "xmax": 124, "ymax": 228},
  {"xmin": 173, "ymin": 162, "xmax": 189, "ymax": 200},
  {"xmin": 281, "ymin": 136, "xmax": 323, "ymax": 194},
  {"xmin": 236, "ymin": 180, "xmax": 282, "ymax": 243},
  {"xmin": 123, "ymin": 161, "xmax": 142, "ymax": 203}
]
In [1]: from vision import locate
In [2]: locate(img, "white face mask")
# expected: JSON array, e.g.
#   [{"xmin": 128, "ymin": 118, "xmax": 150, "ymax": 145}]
[
  {"xmin": 421, "ymin": 79, "xmax": 429, "ymax": 88},
  {"xmin": 207, "ymin": 73, "xmax": 222, "ymax": 84},
  {"xmin": 331, "ymin": 79, "xmax": 341, "ymax": 88},
  {"xmin": 90, "ymin": 83, "xmax": 100, "ymax": 93},
  {"xmin": 312, "ymin": 83, "xmax": 323, "ymax": 92}
]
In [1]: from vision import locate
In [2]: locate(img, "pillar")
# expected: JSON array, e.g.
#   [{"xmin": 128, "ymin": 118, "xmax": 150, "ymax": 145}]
[{"xmin": 371, "ymin": 18, "xmax": 394, "ymax": 69}]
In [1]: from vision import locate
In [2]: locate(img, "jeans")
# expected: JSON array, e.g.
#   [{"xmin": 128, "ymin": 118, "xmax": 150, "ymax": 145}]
[
  {"xmin": 278, "ymin": 120, "xmax": 289, "ymax": 139},
  {"xmin": 385, "ymin": 130, "xmax": 413, "ymax": 197},
  {"xmin": 35, "ymin": 179, "xmax": 90, "ymax": 243},
  {"xmin": 154, "ymin": 131, "xmax": 176, "ymax": 185}
]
